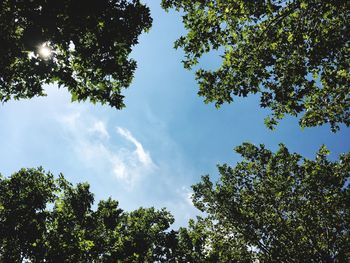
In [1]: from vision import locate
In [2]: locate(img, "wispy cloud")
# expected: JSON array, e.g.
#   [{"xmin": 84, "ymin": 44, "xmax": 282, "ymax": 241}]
[
  {"xmin": 56, "ymin": 106, "xmax": 200, "ymax": 227},
  {"xmin": 58, "ymin": 112, "xmax": 155, "ymax": 188},
  {"xmin": 182, "ymin": 186, "xmax": 194, "ymax": 206},
  {"xmin": 116, "ymin": 127, "xmax": 153, "ymax": 167},
  {"xmin": 112, "ymin": 127, "xmax": 156, "ymax": 184},
  {"xmin": 89, "ymin": 120, "xmax": 109, "ymax": 139}
]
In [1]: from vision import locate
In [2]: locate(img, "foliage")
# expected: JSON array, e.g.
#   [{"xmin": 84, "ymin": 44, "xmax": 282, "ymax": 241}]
[
  {"xmin": 0, "ymin": 168, "xmax": 175, "ymax": 262},
  {"xmin": 170, "ymin": 217, "xmax": 253, "ymax": 262},
  {"xmin": 0, "ymin": 0, "xmax": 152, "ymax": 108},
  {"xmin": 1, "ymin": 159, "xmax": 350, "ymax": 262},
  {"xmin": 162, "ymin": 0, "xmax": 350, "ymax": 131},
  {"xmin": 190, "ymin": 143, "xmax": 350, "ymax": 262}
]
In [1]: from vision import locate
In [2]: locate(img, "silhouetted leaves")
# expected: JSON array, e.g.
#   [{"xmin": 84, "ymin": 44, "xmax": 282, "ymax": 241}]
[
  {"xmin": 190, "ymin": 143, "xmax": 350, "ymax": 262},
  {"xmin": 0, "ymin": 168, "xmax": 175, "ymax": 262},
  {"xmin": 2, "ymin": 154, "xmax": 349, "ymax": 262},
  {"xmin": 0, "ymin": 0, "xmax": 152, "ymax": 108},
  {"xmin": 162, "ymin": 0, "xmax": 350, "ymax": 131}
]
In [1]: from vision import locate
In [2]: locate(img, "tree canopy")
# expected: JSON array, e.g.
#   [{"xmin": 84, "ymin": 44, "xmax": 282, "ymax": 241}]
[
  {"xmin": 2, "ymin": 148, "xmax": 349, "ymax": 262},
  {"xmin": 0, "ymin": 168, "xmax": 175, "ymax": 262},
  {"xmin": 190, "ymin": 143, "xmax": 350, "ymax": 262},
  {"xmin": 162, "ymin": 0, "xmax": 350, "ymax": 131},
  {"xmin": 0, "ymin": 0, "xmax": 152, "ymax": 108}
]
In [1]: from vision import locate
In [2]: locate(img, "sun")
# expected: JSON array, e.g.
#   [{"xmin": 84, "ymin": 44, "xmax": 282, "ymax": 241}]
[{"xmin": 38, "ymin": 43, "xmax": 52, "ymax": 59}]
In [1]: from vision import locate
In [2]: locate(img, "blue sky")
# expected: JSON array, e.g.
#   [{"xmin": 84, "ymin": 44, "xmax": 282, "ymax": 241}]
[{"xmin": 0, "ymin": 1, "xmax": 349, "ymax": 228}]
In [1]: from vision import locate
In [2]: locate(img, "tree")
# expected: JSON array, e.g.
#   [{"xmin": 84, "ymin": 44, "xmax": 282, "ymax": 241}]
[
  {"xmin": 0, "ymin": 0, "xmax": 152, "ymax": 108},
  {"xmin": 190, "ymin": 143, "xmax": 350, "ymax": 262},
  {"xmin": 161, "ymin": 0, "xmax": 350, "ymax": 131},
  {"xmin": 116, "ymin": 207, "xmax": 175, "ymax": 262},
  {"xmin": 0, "ymin": 168, "xmax": 57, "ymax": 262},
  {"xmin": 0, "ymin": 168, "xmax": 175, "ymax": 262},
  {"xmin": 169, "ymin": 217, "xmax": 253, "ymax": 262}
]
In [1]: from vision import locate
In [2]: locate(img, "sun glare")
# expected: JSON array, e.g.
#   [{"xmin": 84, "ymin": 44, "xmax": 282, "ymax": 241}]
[{"xmin": 38, "ymin": 44, "xmax": 52, "ymax": 59}]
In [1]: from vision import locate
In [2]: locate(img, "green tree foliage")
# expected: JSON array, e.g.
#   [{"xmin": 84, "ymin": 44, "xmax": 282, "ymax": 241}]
[
  {"xmin": 1, "ymin": 162, "xmax": 349, "ymax": 262},
  {"xmin": 162, "ymin": 0, "xmax": 350, "ymax": 131},
  {"xmin": 0, "ymin": 168, "xmax": 175, "ymax": 262},
  {"xmin": 190, "ymin": 143, "xmax": 350, "ymax": 262},
  {"xmin": 171, "ymin": 217, "xmax": 253, "ymax": 262},
  {"xmin": 0, "ymin": 0, "xmax": 152, "ymax": 108}
]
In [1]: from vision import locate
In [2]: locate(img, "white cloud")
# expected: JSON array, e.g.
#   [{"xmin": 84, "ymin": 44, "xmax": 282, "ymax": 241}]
[
  {"xmin": 112, "ymin": 127, "xmax": 156, "ymax": 183},
  {"xmin": 58, "ymin": 112, "xmax": 155, "ymax": 188},
  {"xmin": 89, "ymin": 120, "xmax": 109, "ymax": 139},
  {"xmin": 60, "ymin": 112, "xmax": 81, "ymax": 128},
  {"xmin": 116, "ymin": 127, "xmax": 153, "ymax": 167},
  {"xmin": 56, "ymin": 107, "xmax": 200, "ymax": 227},
  {"xmin": 181, "ymin": 186, "xmax": 194, "ymax": 206}
]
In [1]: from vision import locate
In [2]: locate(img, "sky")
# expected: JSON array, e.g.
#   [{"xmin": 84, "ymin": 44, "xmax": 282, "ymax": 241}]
[{"xmin": 0, "ymin": 1, "xmax": 349, "ymax": 228}]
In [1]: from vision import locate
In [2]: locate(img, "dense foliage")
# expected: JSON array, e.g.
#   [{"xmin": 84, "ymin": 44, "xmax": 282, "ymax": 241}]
[
  {"xmin": 162, "ymin": 0, "xmax": 350, "ymax": 131},
  {"xmin": 0, "ymin": 168, "xmax": 175, "ymax": 262},
  {"xmin": 0, "ymin": 0, "xmax": 152, "ymax": 108},
  {"xmin": 2, "ymin": 146, "xmax": 350, "ymax": 262},
  {"xmin": 190, "ymin": 143, "xmax": 350, "ymax": 262}
]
